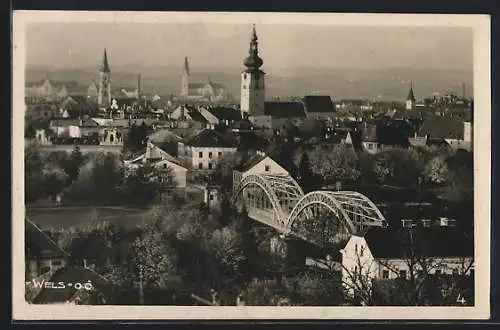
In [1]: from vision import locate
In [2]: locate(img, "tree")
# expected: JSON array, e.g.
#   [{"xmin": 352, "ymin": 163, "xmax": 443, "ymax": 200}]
[
  {"xmin": 133, "ymin": 228, "xmax": 178, "ymax": 290},
  {"xmin": 424, "ymin": 156, "xmax": 449, "ymax": 185},
  {"xmin": 208, "ymin": 227, "xmax": 247, "ymax": 280},
  {"xmin": 25, "ymin": 144, "xmax": 45, "ymax": 203},
  {"xmin": 123, "ymin": 163, "xmax": 175, "ymax": 206},
  {"xmin": 309, "ymin": 145, "xmax": 361, "ymax": 186},
  {"xmin": 297, "ymin": 152, "xmax": 317, "ymax": 193},
  {"xmin": 62, "ymin": 145, "xmax": 86, "ymax": 184},
  {"xmin": 42, "ymin": 166, "xmax": 69, "ymax": 200}
]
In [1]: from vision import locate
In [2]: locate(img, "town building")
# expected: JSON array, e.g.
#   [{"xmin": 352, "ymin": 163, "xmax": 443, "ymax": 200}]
[
  {"xmin": 250, "ymin": 101, "xmax": 307, "ymax": 130},
  {"xmin": 177, "ymin": 128, "xmax": 238, "ymax": 171},
  {"xmin": 302, "ymin": 95, "xmax": 336, "ymax": 120},
  {"xmin": 25, "ymin": 217, "xmax": 69, "ymax": 281},
  {"xmin": 180, "ymin": 57, "xmax": 229, "ymax": 102},
  {"xmin": 232, "ymin": 151, "xmax": 289, "ymax": 192},
  {"xmin": 240, "ymin": 25, "xmax": 266, "ymax": 117},
  {"xmin": 414, "ymin": 115, "xmax": 472, "ymax": 151},
  {"xmin": 124, "ymin": 141, "xmax": 188, "ymax": 188},
  {"xmin": 340, "ymin": 225, "xmax": 474, "ymax": 298}
]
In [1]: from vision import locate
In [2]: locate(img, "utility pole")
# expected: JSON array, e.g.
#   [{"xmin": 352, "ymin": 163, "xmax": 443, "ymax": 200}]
[{"xmin": 462, "ymin": 82, "xmax": 466, "ymax": 99}]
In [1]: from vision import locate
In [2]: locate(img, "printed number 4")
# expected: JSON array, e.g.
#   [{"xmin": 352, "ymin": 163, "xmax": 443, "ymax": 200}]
[{"xmin": 457, "ymin": 294, "xmax": 466, "ymax": 305}]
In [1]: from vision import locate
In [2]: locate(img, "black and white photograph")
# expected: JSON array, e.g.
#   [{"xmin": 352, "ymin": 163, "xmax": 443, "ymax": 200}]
[{"xmin": 12, "ymin": 11, "xmax": 490, "ymax": 320}]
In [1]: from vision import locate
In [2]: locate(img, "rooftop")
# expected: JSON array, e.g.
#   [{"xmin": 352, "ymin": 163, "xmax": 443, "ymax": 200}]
[
  {"xmin": 302, "ymin": 95, "xmax": 335, "ymax": 114},
  {"xmin": 25, "ymin": 217, "xmax": 69, "ymax": 260},
  {"xmin": 264, "ymin": 101, "xmax": 307, "ymax": 119},
  {"xmin": 184, "ymin": 128, "xmax": 238, "ymax": 148},
  {"xmin": 364, "ymin": 226, "xmax": 473, "ymax": 259}
]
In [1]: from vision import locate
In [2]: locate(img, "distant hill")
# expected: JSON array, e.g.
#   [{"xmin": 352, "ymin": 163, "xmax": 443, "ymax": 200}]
[{"xmin": 26, "ymin": 66, "xmax": 473, "ymax": 101}]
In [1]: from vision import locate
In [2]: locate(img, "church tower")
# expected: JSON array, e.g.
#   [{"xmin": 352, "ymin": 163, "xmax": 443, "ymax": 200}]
[
  {"xmin": 181, "ymin": 56, "xmax": 190, "ymax": 100},
  {"xmin": 406, "ymin": 80, "xmax": 416, "ymax": 110},
  {"xmin": 136, "ymin": 73, "xmax": 141, "ymax": 99},
  {"xmin": 98, "ymin": 48, "xmax": 112, "ymax": 108},
  {"xmin": 240, "ymin": 25, "xmax": 265, "ymax": 117}
]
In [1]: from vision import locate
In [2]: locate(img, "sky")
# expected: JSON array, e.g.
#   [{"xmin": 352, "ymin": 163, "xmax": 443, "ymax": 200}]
[{"xmin": 25, "ymin": 22, "xmax": 473, "ymax": 72}]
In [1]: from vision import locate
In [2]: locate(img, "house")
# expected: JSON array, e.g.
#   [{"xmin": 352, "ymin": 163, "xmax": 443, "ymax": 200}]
[
  {"xmin": 232, "ymin": 151, "xmax": 289, "ymax": 192},
  {"xmin": 249, "ymin": 101, "xmax": 307, "ymax": 129},
  {"xmin": 416, "ymin": 116, "xmax": 472, "ymax": 151},
  {"xmin": 25, "ymin": 217, "xmax": 69, "ymax": 281},
  {"xmin": 340, "ymin": 226, "xmax": 474, "ymax": 297},
  {"xmin": 177, "ymin": 128, "xmax": 238, "ymax": 171},
  {"xmin": 125, "ymin": 141, "xmax": 188, "ymax": 188},
  {"xmin": 360, "ymin": 123, "xmax": 380, "ymax": 154},
  {"xmin": 303, "ymin": 95, "xmax": 336, "ymax": 120}
]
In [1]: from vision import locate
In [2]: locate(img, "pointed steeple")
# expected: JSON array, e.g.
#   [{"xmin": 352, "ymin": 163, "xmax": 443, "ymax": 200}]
[
  {"xmin": 101, "ymin": 48, "xmax": 110, "ymax": 73},
  {"xmin": 137, "ymin": 73, "xmax": 141, "ymax": 99},
  {"xmin": 183, "ymin": 56, "xmax": 190, "ymax": 75},
  {"xmin": 407, "ymin": 80, "xmax": 415, "ymax": 101},
  {"xmin": 244, "ymin": 24, "xmax": 263, "ymax": 72}
]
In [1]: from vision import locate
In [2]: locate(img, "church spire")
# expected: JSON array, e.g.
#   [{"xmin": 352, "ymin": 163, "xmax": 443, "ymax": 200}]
[
  {"xmin": 101, "ymin": 48, "xmax": 110, "ymax": 73},
  {"xmin": 244, "ymin": 24, "xmax": 263, "ymax": 72},
  {"xmin": 407, "ymin": 80, "xmax": 415, "ymax": 101},
  {"xmin": 183, "ymin": 56, "xmax": 190, "ymax": 75}
]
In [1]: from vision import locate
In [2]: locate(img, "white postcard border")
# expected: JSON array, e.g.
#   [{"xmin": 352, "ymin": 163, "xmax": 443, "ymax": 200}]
[{"xmin": 12, "ymin": 11, "xmax": 491, "ymax": 320}]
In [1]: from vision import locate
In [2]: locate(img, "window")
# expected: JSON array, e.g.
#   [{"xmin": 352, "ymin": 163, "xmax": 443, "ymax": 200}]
[
  {"xmin": 52, "ymin": 260, "xmax": 62, "ymax": 266},
  {"xmin": 265, "ymin": 165, "xmax": 270, "ymax": 172},
  {"xmin": 399, "ymin": 270, "xmax": 407, "ymax": 279},
  {"xmin": 382, "ymin": 270, "xmax": 389, "ymax": 279},
  {"xmin": 185, "ymin": 150, "xmax": 188, "ymax": 156},
  {"xmin": 163, "ymin": 164, "xmax": 167, "ymax": 169},
  {"xmin": 199, "ymin": 152, "xmax": 203, "ymax": 158},
  {"xmin": 209, "ymin": 194, "xmax": 214, "ymax": 201},
  {"xmin": 435, "ymin": 269, "xmax": 441, "ymax": 276},
  {"xmin": 452, "ymin": 268, "xmax": 459, "ymax": 276},
  {"xmin": 198, "ymin": 163, "xmax": 203, "ymax": 169},
  {"xmin": 367, "ymin": 143, "xmax": 373, "ymax": 150},
  {"xmin": 208, "ymin": 163, "xmax": 213, "ymax": 170},
  {"xmin": 359, "ymin": 247, "xmax": 364, "ymax": 257},
  {"xmin": 218, "ymin": 152, "xmax": 222, "ymax": 157},
  {"xmin": 209, "ymin": 152, "xmax": 213, "ymax": 159},
  {"xmin": 40, "ymin": 266, "xmax": 51, "ymax": 274}
]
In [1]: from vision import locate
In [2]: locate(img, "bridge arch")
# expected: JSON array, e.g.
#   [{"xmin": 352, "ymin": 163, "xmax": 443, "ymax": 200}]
[
  {"xmin": 231, "ymin": 172, "xmax": 386, "ymax": 246},
  {"xmin": 231, "ymin": 173, "xmax": 292, "ymax": 229}
]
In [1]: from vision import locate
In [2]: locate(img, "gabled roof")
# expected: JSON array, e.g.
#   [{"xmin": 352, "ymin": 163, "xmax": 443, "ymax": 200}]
[
  {"xmin": 185, "ymin": 129, "xmax": 238, "ymax": 148},
  {"xmin": 264, "ymin": 101, "xmax": 307, "ymax": 118},
  {"xmin": 302, "ymin": 95, "xmax": 335, "ymax": 113},
  {"xmin": 148, "ymin": 129, "xmax": 183, "ymax": 143},
  {"xmin": 418, "ymin": 115, "xmax": 464, "ymax": 139},
  {"xmin": 25, "ymin": 217, "xmax": 69, "ymax": 260},
  {"xmin": 364, "ymin": 226, "xmax": 473, "ymax": 259},
  {"xmin": 235, "ymin": 153, "xmax": 267, "ymax": 172},
  {"xmin": 144, "ymin": 142, "xmax": 180, "ymax": 164},
  {"xmin": 205, "ymin": 107, "xmax": 242, "ymax": 122}
]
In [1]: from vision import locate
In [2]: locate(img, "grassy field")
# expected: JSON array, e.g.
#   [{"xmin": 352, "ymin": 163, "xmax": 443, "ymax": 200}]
[{"xmin": 25, "ymin": 206, "xmax": 149, "ymax": 230}]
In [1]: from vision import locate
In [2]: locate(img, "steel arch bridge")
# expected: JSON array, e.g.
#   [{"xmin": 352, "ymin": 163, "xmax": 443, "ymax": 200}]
[{"xmin": 231, "ymin": 173, "xmax": 386, "ymax": 247}]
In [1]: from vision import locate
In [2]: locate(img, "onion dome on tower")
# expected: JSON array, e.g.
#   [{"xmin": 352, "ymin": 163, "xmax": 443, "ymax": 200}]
[{"xmin": 243, "ymin": 25, "xmax": 264, "ymax": 72}]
